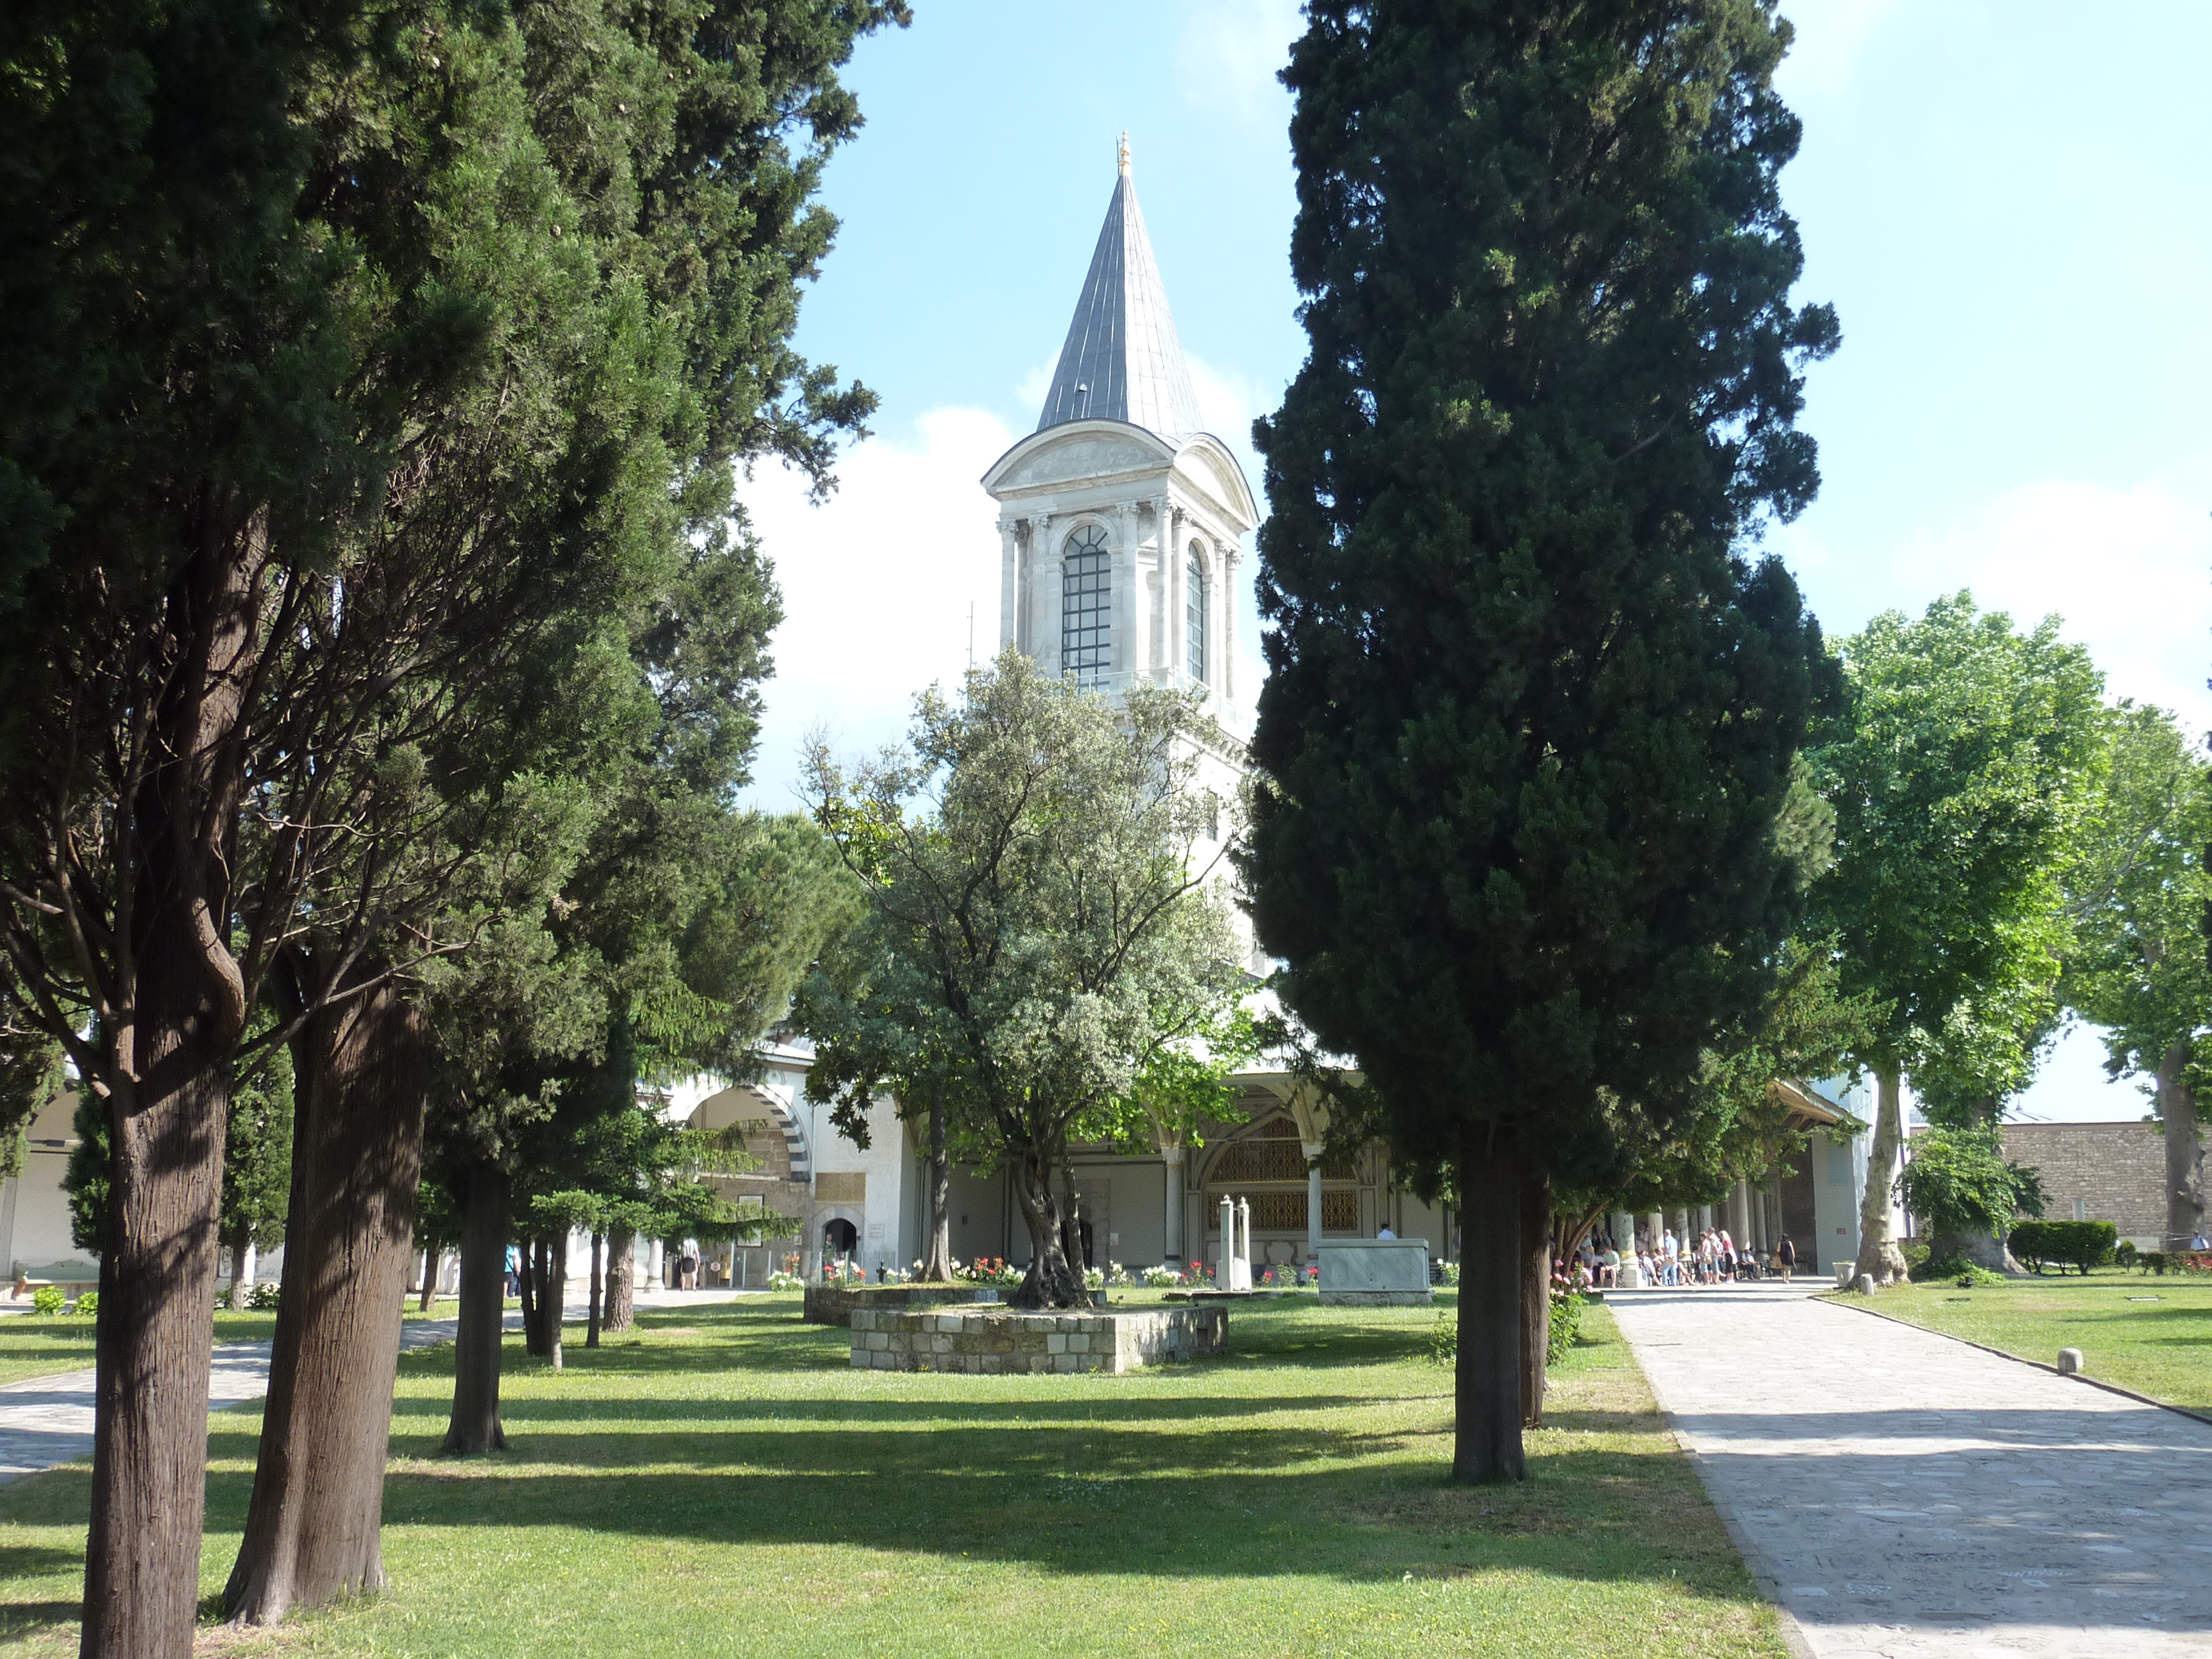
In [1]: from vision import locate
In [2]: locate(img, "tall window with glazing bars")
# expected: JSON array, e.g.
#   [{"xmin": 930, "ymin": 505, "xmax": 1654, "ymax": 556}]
[
  {"xmin": 1062, "ymin": 525, "xmax": 1111, "ymax": 686},
  {"xmin": 1185, "ymin": 543, "xmax": 1208, "ymax": 683}
]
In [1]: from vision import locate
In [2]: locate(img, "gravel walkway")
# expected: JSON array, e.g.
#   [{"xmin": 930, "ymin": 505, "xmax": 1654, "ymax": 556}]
[{"xmin": 1609, "ymin": 1282, "xmax": 2212, "ymax": 1659}]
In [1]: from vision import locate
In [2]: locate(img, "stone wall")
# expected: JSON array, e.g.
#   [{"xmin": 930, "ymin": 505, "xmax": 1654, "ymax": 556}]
[
  {"xmin": 1997, "ymin": 1121, "xmax": 2166, "ymax": 1243},
  {"xmin": 802, "ymin": 1284, "xmax": 1000, "ymax": 1327},
  {"xmin": 850, "ymin": 1304, "xmax": 1226, "ymax": 1374}
]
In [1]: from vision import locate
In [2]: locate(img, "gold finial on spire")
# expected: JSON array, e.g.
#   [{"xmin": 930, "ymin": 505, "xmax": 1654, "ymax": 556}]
[{"xmin": 1118, "ymin": 130, "xmax": 1131, "ymax": 178}]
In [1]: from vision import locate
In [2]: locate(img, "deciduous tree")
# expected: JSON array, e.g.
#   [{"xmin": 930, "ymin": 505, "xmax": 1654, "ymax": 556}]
[
  {"xmin": 1812, "ymin": 595, "xmax": 2103, "ymax": 1285},
  {"xmin": 801, "ymin": 653, "xmax": 1248, "ymax": 1310}
]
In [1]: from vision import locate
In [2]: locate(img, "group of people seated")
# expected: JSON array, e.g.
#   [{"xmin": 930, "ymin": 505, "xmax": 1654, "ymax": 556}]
[{"xmin": 1564, "ymin": 1225, "xmax": 1798, "ymax": 1289}]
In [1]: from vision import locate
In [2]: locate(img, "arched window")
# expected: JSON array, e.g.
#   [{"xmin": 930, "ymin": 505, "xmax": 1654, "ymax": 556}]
[
  {"xmin": 1186, "ymin": 542, "xmax": 1208, "ymax": 683},
  {"xmin": 1061, "ymin": 525, "xmax": 1111, "ymax": 686}
]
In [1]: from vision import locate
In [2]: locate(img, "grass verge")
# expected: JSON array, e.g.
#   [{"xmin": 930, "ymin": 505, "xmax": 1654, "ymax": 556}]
[
  {"xmin": 0, "ymin": 1293, "xmax": 1788, "ymax": 1658},
  {"xmin": 0, "ymin": 1302, "xmax": 472, "ymax": 1389},
  {"xmin": 1823, "ymin": 1270, "xmax": 2212, "ymax": 1415}
]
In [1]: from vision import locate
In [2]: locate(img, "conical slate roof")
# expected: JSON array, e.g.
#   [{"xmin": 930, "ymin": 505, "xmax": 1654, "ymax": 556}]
[{"xmin": 1035, "ymin": 149, "xmax": 1204, "ymax": 440}]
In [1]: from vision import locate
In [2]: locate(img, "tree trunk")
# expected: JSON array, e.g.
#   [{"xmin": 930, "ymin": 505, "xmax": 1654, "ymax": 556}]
[
  {"xmin": 523, "ymin": 1236, "xmax": 566, "ymax": 1368},
  {"xmin": 223, "ymin": 980, "xmax": 429, "ymax": 1626},
  {"xmin": 602, "ymin": 1227, "xmax": 635, "ymax": 1333},
  {"xmin": 82, "ymin": 1030, "xmax": 234, "ymax": 1659},
  {"xmin": 418, "ymin": 1250, "xmax": 439, "ymax": 1313},
  {"xmin": 1455, "ymin": 1124, "xmax": 1525, "ymax": 1483},
  {"xmin": 515, "ymin": 1233, "xmax": 538, "ymax": 1342},
  {"xmin": 2160, "ymin": 1041, "xmax": 2204, "ymax": 1252},
  {"xmin": 1007, "ymin": 1137, "xmax": 1083, "ymax": 1309},
  {"xmin": 226, "ymin": 1236, "xmax": 253, "ymax": 1312},
  {"xmin": 1928, "ymin": 1226, "xmax": 2019, "ymax": 1274},
  {"xmin": 1520, "ymin": 1165, "xmax": 1552, "ymax": 1430},
  {"xmin": 443, "ymin": 1158, "xmax": 508, "ymax": 1453},
  {"xmin": 585, "ymin": 1232, "xmax": 603, "ymax": 1349},
  {"xmin": 919, "ymin": 1099, "xmax": 953, "ymax": 1281},
  {"xmin": 1852, "ymin": 1065, "xmax": 1910, "ymax": 1285}
]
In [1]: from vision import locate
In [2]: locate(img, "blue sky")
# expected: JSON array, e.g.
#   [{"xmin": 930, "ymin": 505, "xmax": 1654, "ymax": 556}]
[{"xmin": 740, "ymin": 1, "xmax": 2212, "ymax": 1123}]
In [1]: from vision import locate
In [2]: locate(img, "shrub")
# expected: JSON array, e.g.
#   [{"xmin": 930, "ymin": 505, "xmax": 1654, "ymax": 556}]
[
  {"xmin": 1902, "ymin": 1242, "xmax": 1932, "ymax": 1278},
  {"xmin": 1436, "ymin": 1261, "xmax": 1461, "ymax": 1286},
  {"xmin": 248, "ymin": 1281, "xmax": 281, "ymax": 1311},
  {"xmin": 2137, "ymin": 1252, "xmax": 2167, "ymax": 1276},
  {"xmin": 2008, "ymin": 1219, "xmax": 2116, "ymax": 1276},
  {"xmin": 1547, "ymin": 1289, "xmax": 1584, "ymax": 1365},
  {"xmin": 1139, "ymin": 1264, "xmax": 1180, "ymax": 1288},
  {"xmin": 30, "ymin": 1285, "xmax": 64, "ymax": 1315},
  {"xmin": 1950, "ymin": 1265, "xmax": 2005, "ymax": 1289},
  {"xmin": 71, "ymin": 1290, "xmax": 98, "ymax": 1316},
  {"xmin": 766, "ymin": 1270, "xmax": 803, "ymax": 1290},
  {"xmin": 1428, "ymin": 1310, "xmax": 1456, "ymax": 1366},
  {"xmin": 2115, "ymin": 1241, "xmax": 2139, "ymax": 1270}
]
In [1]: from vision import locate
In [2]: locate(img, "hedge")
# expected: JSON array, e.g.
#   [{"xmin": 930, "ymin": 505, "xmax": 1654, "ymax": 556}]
[{"xmin": 2008, "ymin": 1219, "xmax": 2116, "ymax": 1276}]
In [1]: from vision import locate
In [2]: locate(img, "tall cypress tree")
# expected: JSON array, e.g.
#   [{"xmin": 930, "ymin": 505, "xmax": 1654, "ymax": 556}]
[{"xmin": 1245, "ymin": 0, "xmax": 1835, "ymax": 1481}]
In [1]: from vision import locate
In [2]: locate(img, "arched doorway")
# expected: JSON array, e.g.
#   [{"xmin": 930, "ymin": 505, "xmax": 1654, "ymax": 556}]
[{"xmin": 823, "ymin": 1217, "xmax": 857, "ymax": 1258}]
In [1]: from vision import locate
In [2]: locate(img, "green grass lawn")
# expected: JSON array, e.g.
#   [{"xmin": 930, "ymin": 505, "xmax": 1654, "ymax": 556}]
[
  {"xmin": 1826, "ymin": 1269, "xmax": 2212, "ymax": 1415},
  {"xmin": 0, "ymin": 1301, "xmax": 473, "ymax": 1388},
  {"xmin": 0, "ymin": 1292, "xmax": 1789, "ymax": 1658}
]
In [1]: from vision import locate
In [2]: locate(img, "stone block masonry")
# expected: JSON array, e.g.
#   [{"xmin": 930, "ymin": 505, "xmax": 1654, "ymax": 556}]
[
  {"xmin": 802, "ymin": 1284, "xmax": 1000, "ymax": 1327},
  {"xmin": 848, "ymin": 1305, "xmax": 1227, "ymax": 1374},
  {"xmin": 1997, "ymin": 1121, "xmax": 2167, "ymax": 1243}
]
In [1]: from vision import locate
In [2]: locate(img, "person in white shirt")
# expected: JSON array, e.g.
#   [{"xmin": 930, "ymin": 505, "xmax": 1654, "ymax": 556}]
[
  {"xmin": 1661, "ymin": 1229, "xmax": 1680, "ymax": 1286},
  {"xmin": 1376, "ymin": 1225, "xmax": 1396, "ymax": 1240}
]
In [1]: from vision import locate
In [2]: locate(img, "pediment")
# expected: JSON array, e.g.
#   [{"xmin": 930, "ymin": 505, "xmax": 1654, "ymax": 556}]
[{"xmin": 983, "ymin": 420, "xmax": 1177, "ymax": 495}]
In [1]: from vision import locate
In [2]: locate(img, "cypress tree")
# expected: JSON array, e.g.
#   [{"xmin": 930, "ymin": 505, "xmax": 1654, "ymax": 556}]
[{"xmin": 1246, "ymin": 0, "xmax": 1835, "ymax": 1481}]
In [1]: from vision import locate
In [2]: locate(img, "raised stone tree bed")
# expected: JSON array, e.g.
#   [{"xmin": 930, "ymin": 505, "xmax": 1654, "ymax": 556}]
[
  {"xmin": 850, "ymin": 1304, "xmax": 1227, "ymax": 1374},
  {"xmin": 802, "ymin": 1284, "xmax": 1002, "ymax": 1327}
]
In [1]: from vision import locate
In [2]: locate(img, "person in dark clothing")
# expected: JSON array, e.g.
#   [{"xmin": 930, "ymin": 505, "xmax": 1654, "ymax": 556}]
[{"xmin": 1777, "ymin": 1235, "xmax": 1796, "ymax": 1284}]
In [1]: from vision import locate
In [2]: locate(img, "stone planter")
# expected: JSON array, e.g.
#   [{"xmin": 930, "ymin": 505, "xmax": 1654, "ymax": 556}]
[
  {"xmin": 848, "ymin": 1304, "xmax": 1227, "ymax": 1374},
  {"xmin": 802, "ymin": 1284, "xmax": 1001, "ymax": 1327}
]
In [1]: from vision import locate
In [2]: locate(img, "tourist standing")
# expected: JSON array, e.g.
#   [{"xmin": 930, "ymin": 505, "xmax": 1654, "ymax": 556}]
[{"xmin": 1777, "ymin": 1234, "xmax": 1795, "ymax": 1284}]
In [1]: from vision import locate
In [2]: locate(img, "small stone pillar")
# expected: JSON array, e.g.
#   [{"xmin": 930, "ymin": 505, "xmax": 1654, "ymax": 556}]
[
  {"xmin": 1218, "ymin": 1196, "xmax": 1235, "ymax": 1287},
  {"xmin": 1235, "ymin": 1197, "xmax": 1253, "ymax": 1291},
  {"xmin": 1305, "ymin": 1145, "xmax": 1326, "ymax": 1264},
  {"xmin": 1162, "ymin": 1145, "xmax": 1186, "ymax": 1266}
]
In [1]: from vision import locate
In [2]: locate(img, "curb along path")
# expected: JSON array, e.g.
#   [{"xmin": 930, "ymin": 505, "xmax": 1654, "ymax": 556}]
[
  {"xmin": 0, "ymin": 1287, "xmax": 749, "ymax": 1486},
  {"xmin": 1609, "ymin": 1285, "xmax": 2212, "ymax": 1659}
]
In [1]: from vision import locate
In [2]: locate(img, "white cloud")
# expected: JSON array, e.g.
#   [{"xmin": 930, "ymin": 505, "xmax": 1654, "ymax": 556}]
[
  {"xmin": 1800, "ymin": 473, "xmax": 2212, "ymax": 734},
  {"xmin": 737, "ymin": 407, "xmax": 1015, "ymax": 810},
  {"xmin": 1175, "ymin": 0, "xmax": 1301, "ymax": 125}
]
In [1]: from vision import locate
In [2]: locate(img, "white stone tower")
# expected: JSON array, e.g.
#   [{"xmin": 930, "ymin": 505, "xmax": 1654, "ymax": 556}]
[{"xmin": 981, "ymin": 136, "xmax": 1259, "ymax": 736}]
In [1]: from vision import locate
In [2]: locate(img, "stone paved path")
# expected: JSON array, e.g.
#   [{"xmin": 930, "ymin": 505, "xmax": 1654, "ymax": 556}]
[
  {"xmin": 1609, "ymin": 1282, "xmax": 2212, "ymax": 1659},
  {"xmin": 0, "ymin": 1285, "xmax": 748, "ymax": 1486}
]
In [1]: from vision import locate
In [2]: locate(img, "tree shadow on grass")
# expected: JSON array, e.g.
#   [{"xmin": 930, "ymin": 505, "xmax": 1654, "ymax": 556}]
[{"xmin": 470, "ymin": 1392, "xmax": 1406, "ymax": 1428}]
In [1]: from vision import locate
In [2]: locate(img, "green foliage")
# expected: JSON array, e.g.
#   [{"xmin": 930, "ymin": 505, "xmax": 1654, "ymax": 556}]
[
  {"xmin": 0, "ymin": 1033, "xmax": 59, "ymax": 1181},
  {"xmin": 1813, "ymin": 595, "xmax": 2106, "ymax": 1110},
  {"xmin": 67, "ymin": 1037, "xmax": 293, "ymax": 1256},
  {"xmin": 2064, "ymin": 703, "xmax": 2212, "ymax": 1111},
  {"xmin": 30, "ymin": 1287, "xmax": 62, "ymax": 1315},
  {"xmin": 1244, "ymin": 0, "xmax": 1837, "ymax": 1194},
  {"xmin": 70, "ymin": 1291, "xmax": 97, "ymax": 1318},
  {"xmin": 1546, "ymin": 1290, "xmax": 1585, "ymax": 1367},
  {"xmin": 1898, "ymin": 1125, "xmax": 2045, "ymax": 1240},
  {"xmin": 248, "ymin": 1281, "xmax": 281, "ymax": 1312},
  {"xmin": 2114, "ymin": 1240, "xmax": 2138, "ymax": 1269},
  {"xmin": 2008, "ymin": 1219, "xmax": 2117, "ymax": 1276},
  {"xmin": 800, "ymin": 652, "xmax": 1250, "ymax": 1304}
]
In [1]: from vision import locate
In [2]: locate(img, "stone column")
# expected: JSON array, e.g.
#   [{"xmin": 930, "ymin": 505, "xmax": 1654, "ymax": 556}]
[
  {"xmin": 1163, "ymin": 498, "xmax": 1184, "ymax": 679},
  {"xmin": 1222, "ymin": 542, "xmax": 1241, "ymax": 705},
  {"xmin": 999, "ymin": 518, "xmax": 1021, "ymax": 653},
  {"xmin": 1162, "ymin": 1145, "xmax": 1185, "ymax": 1266},
  {"xmin": 1610, "ymin": 1212, "xmax": 1634, "ymax": 1253},
  {"xmin": 1218, "ymin": 1196, "xmax": 1236, "ymax": 1287},
  {"xmin": 1114, "ymin": 502, "xmax": 1142, "ymax": 679},
  {"xmin": 1027, "ymin": 515, "xmax": 1055, "ymax": 669},
  {"xmin": 1305, "ymin": 1146, "xmax": 1326, "ymax": 1263},
  {"xmin": 648, "ymin": 1237, "xmax": 665, "ymax": 1288},
  {"xmin": 1236, "ymin": 1198, "xmax": 1252, "ymax": 1289},
  {"xmin": 1646, "ymin": 1212, "xmax": 1663, "ymax": 1251}
]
